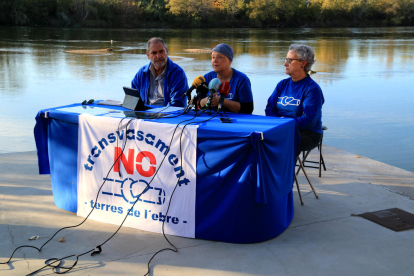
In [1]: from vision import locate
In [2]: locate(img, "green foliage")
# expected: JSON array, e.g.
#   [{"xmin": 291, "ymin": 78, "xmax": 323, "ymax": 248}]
[
  {"xmin": 139, "ymin": 0, "xmax": 167, "ymax": 21},
  {"xmin": 214, "ymin": 0, "xmax": 245, "ymax": 23},
  {"xmin": 248, "ymin": 0, "xmax": 303, "ymax": 26},
  {"xmin": 166, "ymin": 0, "xmax": 214, "ymax": 19},
  {"xmin": 0, "ymin": 0, "xmax": 413, "ymax": 27}
]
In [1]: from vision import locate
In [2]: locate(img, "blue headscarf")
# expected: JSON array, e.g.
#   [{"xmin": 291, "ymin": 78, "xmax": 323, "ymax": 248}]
[{"xmin": 212, "ymin": 43, "xmax": 234, "ymax": 61}]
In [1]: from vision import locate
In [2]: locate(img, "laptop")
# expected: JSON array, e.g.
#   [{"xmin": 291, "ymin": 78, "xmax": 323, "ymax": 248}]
[
  {"xmin": 122, "ymin": 87, "xmax": 147, "ymax": 111},
  {"xmin": 123, "ymin": 111, "xmax": 169, "ymax": 119}
]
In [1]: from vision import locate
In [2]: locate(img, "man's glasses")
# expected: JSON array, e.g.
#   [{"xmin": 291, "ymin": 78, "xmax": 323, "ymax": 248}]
[{"xmin": 285, "ymin": 58, "xmax": 300, "ymax": 64}]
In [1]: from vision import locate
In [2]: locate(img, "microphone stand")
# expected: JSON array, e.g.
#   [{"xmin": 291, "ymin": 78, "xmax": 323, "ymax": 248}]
[
  {"xmin": 207, "ymin": 93, "xmax": 214, "ymax": 115},
  {"xmin": 193, "ymin": 96, "xmax": 198, "ymax": 116}
]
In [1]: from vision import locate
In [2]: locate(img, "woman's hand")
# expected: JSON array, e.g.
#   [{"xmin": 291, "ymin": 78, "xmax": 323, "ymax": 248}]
[
  {"xmin": 200, "ymin": 93, "xmax": 241, "ymax": 113},
  {"xmin": 210, "ymin": 93, "xmax": 219, "ymax": 107},
  {"xmin": 200, "ymin": 93, "xmax": 219, "ymax": 108}
]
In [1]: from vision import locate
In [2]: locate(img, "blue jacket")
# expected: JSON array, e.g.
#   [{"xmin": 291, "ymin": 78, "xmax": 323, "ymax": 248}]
[
  {"xmin": 265, "ymin": 75, "xmax": 324, "ymax": 133},
  {"xmin": 131, "ymin": 58, "xmax": 188, "ymax": 107}
]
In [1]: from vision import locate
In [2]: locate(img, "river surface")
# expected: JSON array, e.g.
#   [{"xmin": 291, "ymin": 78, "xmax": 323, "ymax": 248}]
[{"xmin": 1, "ymin": 27, "xmax": 413, "ymax": 172}]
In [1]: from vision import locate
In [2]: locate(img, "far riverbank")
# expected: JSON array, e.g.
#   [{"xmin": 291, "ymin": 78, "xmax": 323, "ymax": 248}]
[{"xmin": 1, "ymin": 0, "xmax": 413, "ymax": 29}]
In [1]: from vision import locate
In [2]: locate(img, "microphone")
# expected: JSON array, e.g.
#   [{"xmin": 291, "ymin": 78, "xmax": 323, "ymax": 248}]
[
  {"xmin": 186, "ymin": 82, "xmax": 209, "ymax": 113},
  {"xmin": 206, "ymin": 78, "xmax": 221, "ymax": 108},
  {"xmin": 217, "ymin": 82, "xmax": 230, "ymax": 111},
  {"xmin": 181, "ymin": 76, "xmax": 205, "ymax": 98},
  {"xmin": 195, "ymin": 82, "xmax": 209, "ymax": 99}
]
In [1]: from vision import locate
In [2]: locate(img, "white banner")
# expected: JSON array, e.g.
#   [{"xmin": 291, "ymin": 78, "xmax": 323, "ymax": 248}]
[{"xmin": 77, "ymin": 115, "xmax": 197, "ymax": 238}]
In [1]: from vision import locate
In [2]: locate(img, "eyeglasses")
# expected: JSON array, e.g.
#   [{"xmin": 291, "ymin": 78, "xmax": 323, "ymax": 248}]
[{"xmin": 285, "ymin": 58, "xmax": 300, "ymax": 64}]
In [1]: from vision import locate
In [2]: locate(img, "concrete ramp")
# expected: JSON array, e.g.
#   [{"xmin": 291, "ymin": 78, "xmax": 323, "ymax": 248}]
[{"xmin": 1, "ymin": 147, "xmax": 414, "ymax": 275}]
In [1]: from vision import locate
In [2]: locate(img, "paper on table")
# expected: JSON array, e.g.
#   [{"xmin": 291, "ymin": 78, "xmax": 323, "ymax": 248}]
[
  {"xmin": 57, "ymin": 106, "xmax": 119, "ymax": 116},
  {"xmin": 97, "ymin": 99, "xmax": 123, "ymax": 106}
]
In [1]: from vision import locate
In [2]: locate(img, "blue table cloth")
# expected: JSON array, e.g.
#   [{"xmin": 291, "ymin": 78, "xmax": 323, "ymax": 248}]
[{"xmin": 34, "ymin": 102, "xmax": 300, "ymax": 243}]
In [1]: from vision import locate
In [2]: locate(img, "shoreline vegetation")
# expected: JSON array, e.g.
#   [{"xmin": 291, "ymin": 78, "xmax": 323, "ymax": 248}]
[{"xmin": 1, "ymin": 0, "xmax": 413, "ymax": 28}]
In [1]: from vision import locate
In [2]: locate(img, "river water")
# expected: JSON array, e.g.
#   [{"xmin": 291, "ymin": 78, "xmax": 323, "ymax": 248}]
[{"xmin": 1, "ymin": 27, "xmax": 413, "ymax": 172}]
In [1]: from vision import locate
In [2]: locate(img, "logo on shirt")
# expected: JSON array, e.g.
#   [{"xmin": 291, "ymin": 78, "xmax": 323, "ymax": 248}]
[{"xmin": 277, "ymin": 96, "xmax": 300, "ymax": 106}]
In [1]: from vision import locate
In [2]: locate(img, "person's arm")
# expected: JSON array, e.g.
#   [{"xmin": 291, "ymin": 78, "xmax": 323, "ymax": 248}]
[
  {"xmin": 265, "ymin": 86, "xmax": 280, "ymax": 117},
  {"xmin": 294, "ymin": 85, "xmax": 323, "ymax": 130},
  {"xmin": 233, "ymin": 75, "xmax": 253, "ymax": 114},
  {"xmin": 200, "ymin": 71, "xmax": 254, "ymax": 113},
  {"xmin": 200, "ymin": 95, "xmax": 243, "ymax": 112},
  {"xmin": 131, "ymin": 68, "xmax": 149, "ymax": 104},
  {"xmin": 167, "ymin": 68, "xmax": 189, "ymax": 107},
  {"xmin": 199, "ymin": 93, "xmax": 218, "ymax": 108},
  {"xmin": 131, "ymin": 71, "xmax": 140, "ymax": 91},
  {"xmin": 207, "ymin": 72, "xmax": 253, "ymax": 114},
  {"xmin": 199, "ymin": 72, "xmax": 214, "ymax": 108},
  {"xmin": 223, "ymin": 99, "xmax": 241, "ymax": 113},
  {"xmin": 199, "ymin": 93, "xmax": 245, "ymax": 113}
]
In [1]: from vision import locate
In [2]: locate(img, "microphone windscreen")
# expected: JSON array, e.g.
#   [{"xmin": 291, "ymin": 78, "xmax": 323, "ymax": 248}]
[
  {"xmin": 192, "ymin": 76, "xmax": 205, "ymax": 87},
  {"xmin": 196, "ymin": 82, "xmax": 209, "ymax": 97},
  {"xmin": 218, "ymin": 82, "xmax": 230, "ymax": 96},
  {"xmin": 208, "ymin": 78, "xmax": 221, "ymax": 93}
]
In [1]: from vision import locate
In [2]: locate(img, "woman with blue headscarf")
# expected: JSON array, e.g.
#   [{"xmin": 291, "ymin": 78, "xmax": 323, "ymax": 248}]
[{"xmin": 199, "ymin": 43, "xmax": 254, "ymax": 114}]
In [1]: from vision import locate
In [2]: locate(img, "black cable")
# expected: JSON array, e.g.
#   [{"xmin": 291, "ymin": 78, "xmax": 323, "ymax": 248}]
[
  {"xmin": 1, "ymin": 107, "xmax": 209, "ymax": 275},
  {"xmin": 95, "ymin": 112, "xmax": 202, "ymax": 249},
  {"xmin": 2, "ymin": 118, "xmax": 139, "ymax": 274},
  {"xmin": 30, "ymin": 111, "xmax": 203, "ymax": 274},
  {"xmin": 131, "ymin": 106, "xmax": 194, "ymax": 120},
  {"xmin": 1, "ymin": 118, "xmax": 133, "ymax": 266},
  {"xmin": 28, "ymin": 118, "xmax": 136, "ymax": 275},
  {"xmin": 144, "ymin": 110, "xmax": 220, "ymax": 276},
  {"xmin": 100, "ymin": 110, "xmax": 206, "ymax": 275}
]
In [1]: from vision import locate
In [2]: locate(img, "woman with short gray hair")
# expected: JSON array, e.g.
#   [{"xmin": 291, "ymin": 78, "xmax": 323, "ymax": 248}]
[
  {"xmin": 265, "ymin": 43, "xmax": 324, "ymax": 152},
  {"xmin": 289, "ymin": 44, "xmax": 315, "ymax": 74}
]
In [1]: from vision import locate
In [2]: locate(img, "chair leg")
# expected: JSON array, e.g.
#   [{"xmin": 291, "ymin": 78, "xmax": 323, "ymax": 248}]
[
  {"xmin": 320, "ymin": 148, "xmax": 326, "ymax": 171},
  {"xmin": 320, "ymin": 134, "xmax": 326, "ymax": 172},
  {"xmin": 296, "ymin": 150, "xmax": 311, "ymax": 176},
  {"xmin": 297, "ymin": 156, "xmax": 319, "ymax": 199},
  {"xmin": 294, "ymin": 174, "xmax": 304, "ymax": 205},
  {"xmin": 319, "ymin": 143, "xmax": 322, "ymax": 177}
]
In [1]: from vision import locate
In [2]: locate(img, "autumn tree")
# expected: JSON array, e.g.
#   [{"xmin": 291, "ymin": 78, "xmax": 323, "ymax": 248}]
[
  {"xmin": 166, "ymin": 0, "xmax": 215, "ymax": 23},
  {"xmin": 248, "ymin": 0, "xmax": 303, "ymax": 26},
  {"xmin": 375, "ymin": 0, "xmax": 414, "ymax": 25},
  {"xmin": 213, "ymin": 0, "xmax": 245, "ymax": 23}
]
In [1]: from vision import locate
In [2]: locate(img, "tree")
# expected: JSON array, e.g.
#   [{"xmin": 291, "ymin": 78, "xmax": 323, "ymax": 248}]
[
  {"xmin": 213, "ymin": 0, "xmax": 245, "ymax": 23},
  {"xmin": 248, "ymin": 0, "xmax": 301, "ymax": 26},
  {"xmin": 166, "ymin": 0, "xmax": 215, "ymax": 20},
  {"xmin": 375, "ymin": 0, "xmax": 414, "ymax": 25},
  {"xmin": 138, "ymin": 0, "xmax": 167, "ymax": 21}
]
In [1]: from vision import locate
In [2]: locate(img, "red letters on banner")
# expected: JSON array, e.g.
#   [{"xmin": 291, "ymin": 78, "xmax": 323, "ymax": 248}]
[{"xmin": 114, "ymin": 147, "xmax": 156, "ymax": 177}]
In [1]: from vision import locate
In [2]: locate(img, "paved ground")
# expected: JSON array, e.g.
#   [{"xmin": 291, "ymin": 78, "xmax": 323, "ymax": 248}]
[{"xmin": 1, "ymin": 146, "xmax": 414, "ymax": 276}]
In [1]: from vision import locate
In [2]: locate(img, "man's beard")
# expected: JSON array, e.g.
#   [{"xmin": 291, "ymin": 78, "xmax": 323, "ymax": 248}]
[{"xmin": 153, "ymin": 58, "xmax": 167, "ymax": 68}]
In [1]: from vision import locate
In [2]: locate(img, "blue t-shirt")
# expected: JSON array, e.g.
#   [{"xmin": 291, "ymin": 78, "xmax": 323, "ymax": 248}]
[
  {"xmin": 265, "ymin": 75, "xmax": 324, "ymax": 133},
  {"xmin": 204, "ymin": 68, "xmax": 253, "ymax": 103}
]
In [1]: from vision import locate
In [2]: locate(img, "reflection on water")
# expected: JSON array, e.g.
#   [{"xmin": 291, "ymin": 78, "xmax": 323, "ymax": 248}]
[{"xmin": 1, "ymin": 27, "xmax": 413, "ymax": 172}]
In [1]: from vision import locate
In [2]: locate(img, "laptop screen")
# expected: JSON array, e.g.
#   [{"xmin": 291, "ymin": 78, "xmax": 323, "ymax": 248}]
[{"xmin": 122, "ymin": 87, "xmax": 147, "ymax": 111}]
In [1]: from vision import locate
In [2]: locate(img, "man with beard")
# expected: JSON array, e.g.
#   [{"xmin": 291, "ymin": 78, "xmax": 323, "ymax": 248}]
[{"xmin": 131, "ymin": 37, "xmax": 188, "ymax": 107}]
